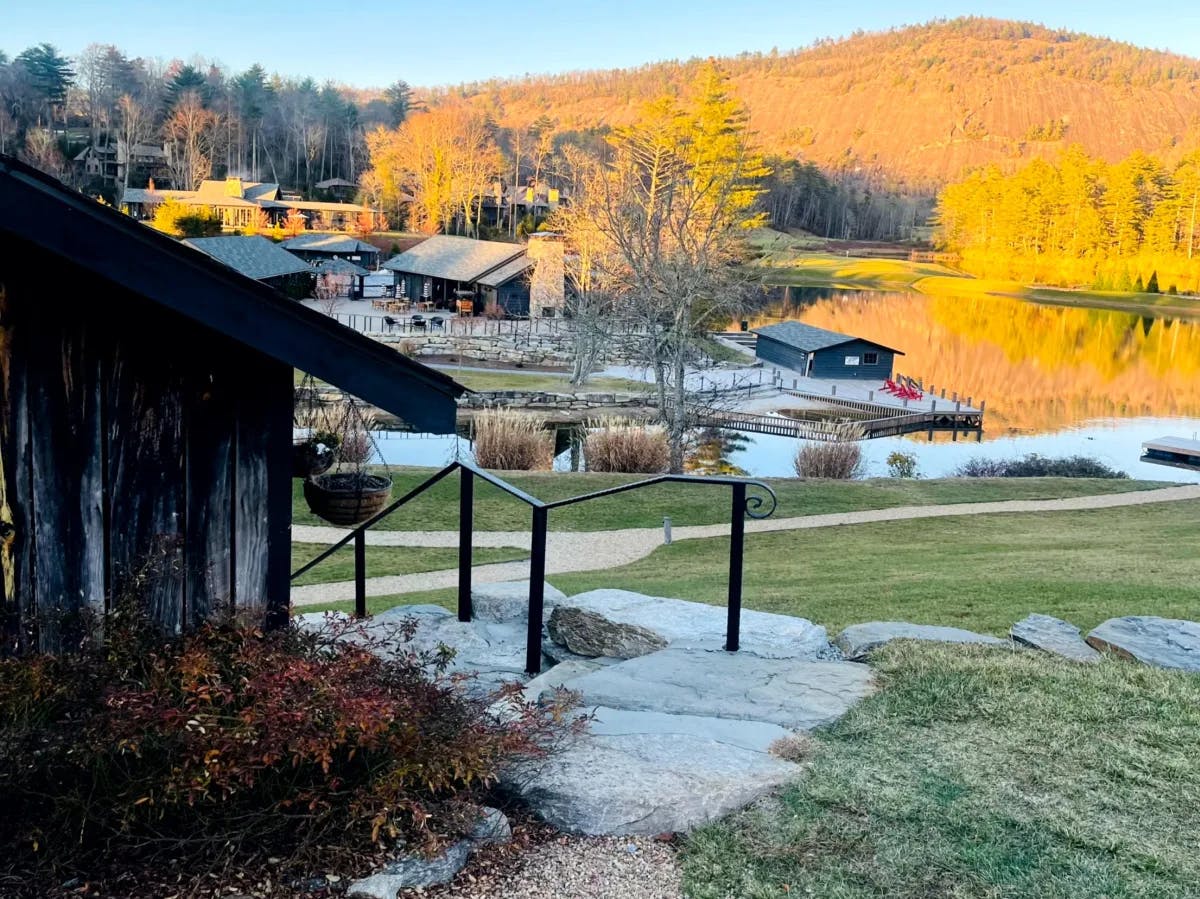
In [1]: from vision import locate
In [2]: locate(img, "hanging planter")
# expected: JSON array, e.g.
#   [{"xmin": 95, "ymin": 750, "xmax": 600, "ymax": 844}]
[
  {"xmin": 292, "ymin": 431, "xmax": 340, "ymax": 479},
  {"xmin": 303, "ymin": 472, "xmax": 392, "ymax": 526}
]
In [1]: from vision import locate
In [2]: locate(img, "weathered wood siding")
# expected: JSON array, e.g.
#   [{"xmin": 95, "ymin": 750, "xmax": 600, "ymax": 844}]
[
  {"xmin": 756, "ymin": 335, "xmax": 896, "ymax": 381},
  {"xmin": 0, "ymin": 249, "xmax": 292, "ymax": 652}
]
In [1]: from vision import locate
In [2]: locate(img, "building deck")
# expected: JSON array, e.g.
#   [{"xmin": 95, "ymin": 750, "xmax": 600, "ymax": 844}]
[{"xmin": 1141, "ymin": 436, "xmax": 1200, "ymax": 471}]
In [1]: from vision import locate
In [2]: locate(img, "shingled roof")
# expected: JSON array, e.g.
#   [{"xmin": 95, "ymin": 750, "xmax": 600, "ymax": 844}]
[
  {"xmin": 282, "ymin": 233, "xmax": 379, "ymax": 255},
  {"xmin": 753, "ymin": 321, "xmax": 904, "ymax": 355},
  {"xmin": 183, "ymin": 235, "xmax": 314, "ymax": 281},
  {"xmin": 383, "ymin": 235, "xmax": 525, "ymax": 283},
  {"xmin": 0, "ymin": 154, "xmax": 464, "ymax": 433}
]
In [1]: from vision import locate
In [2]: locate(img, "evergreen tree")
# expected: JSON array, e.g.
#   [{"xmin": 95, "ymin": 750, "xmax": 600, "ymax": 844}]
[
  {"xmin": 14, "ymin": 43, "xmax": 74, "ymax": 125},
  {"xmin": 1146, "ymin": 270, "xmax": 1160, "ymax": 293},
  {"xmin": 384, "ymin": 80, "xmax": 412, "ymax": 126},
  {"xmin": 1115, "ymin": 268, "xmax": 1133, "ymax": 291},
  {"xmin": 1134, "ymin": 274, "xmax": 1145, "ymax": 292},
  {"xmin": 165, "ymin": 65, "xmax": 209, "ymax": 109}
]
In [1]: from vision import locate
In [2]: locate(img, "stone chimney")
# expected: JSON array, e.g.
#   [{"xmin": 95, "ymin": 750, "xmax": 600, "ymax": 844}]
[{"xmin": 527, "ymin": 232, "xmax": 565, "ymax": 317}]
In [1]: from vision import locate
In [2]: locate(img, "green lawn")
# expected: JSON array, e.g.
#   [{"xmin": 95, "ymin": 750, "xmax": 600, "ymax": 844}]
[
  {"xmin": 436, "ymin": 369, "xmax": 651, "ymax": 394},
  {"xmin": 682, "ymin": 641, "xmax": 1200, "ymax": 898},
  {"xmin": 291, "ymin": 471, "xmax": 1168, "ymax": 534},
  {"xmin": 298, "ymin": 497, "xmax": 1198, "ymax": 632},
  {"xmin": 750, "ymin": 253, "xmax": 966, "ymax": 288},
  {"xmin": 547, "ymin": 502, "xmax": 1200, "ymax": 635},
  {"xmin": 290, "ymin": 542, "xmax": 527, "ymax": 586}
]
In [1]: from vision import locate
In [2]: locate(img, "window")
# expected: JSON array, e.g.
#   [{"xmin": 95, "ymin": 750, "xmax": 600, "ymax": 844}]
[
  {"xmin": 864, "ymin": 352, "xmax": 879, "ymax": 365},
  {"xmin": 844, "ymin": 355, "xmax": 860, "ymax": 366}
]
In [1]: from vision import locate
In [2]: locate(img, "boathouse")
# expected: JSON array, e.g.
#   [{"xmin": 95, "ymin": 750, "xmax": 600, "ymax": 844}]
[
  {"xmin": 753, "ymin": 321, "xmax": 903, "ymax": 380},
  {"xmin": 382, "ymin": 235, "xmax": 530, "ymax": 313},
  {"xmin": 0, "ymin": 155, "xmax": 464, "ymax": 653}
]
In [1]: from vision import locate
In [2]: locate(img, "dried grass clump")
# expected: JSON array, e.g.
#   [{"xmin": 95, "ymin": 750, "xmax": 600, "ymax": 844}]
[
  {"xmin": 472, "ymin": 409, "xmax": 554, "ymax": 471},
  {"xmin": 793, "ymin": 422, "xmax": 865, "ymax": 479},
  {"xmin": 585, "ymin": 418, "xmax": 670, "ymax": 473}
]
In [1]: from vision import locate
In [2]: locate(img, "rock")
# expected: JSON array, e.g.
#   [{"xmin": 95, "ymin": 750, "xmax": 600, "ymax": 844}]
[
  {"xmin": 1086, "ymin": 617, "xmax": 1200, "ymax": 671},
  {"xmin": 471, "ymin": 580, "xmax": 568, "ymax": 623},
  {"xmin": 553, "ymin": 647, "xmax": 875, "ymax": 730},
  {"xmin": 1011, "ymin": 614, "xmax": 1100, "ymax": 662},
  {"xmin": 836, "ymin": 621, "xmax": 1007, "ymax": 660},
  {"xmin": 347, "ymin": 807, "xmax": 510, "ymax": 897},
  {"xmin": 505, "ymin": 731, "xmax": 798, "ymax": 836},
  {"xmin": 542, "ymin": 638, "xmax": 623, "ymax": 667},
  {"xmin": 584, "ymin": 706, "xmax": 793, "ymax": 754},
  {"xmin": 548, "ymin": 589, "xmax": 829, "ymax": 660},
  {"xmin": 366, "ymin": 605, "xmax": 529, "ymax": 689}
]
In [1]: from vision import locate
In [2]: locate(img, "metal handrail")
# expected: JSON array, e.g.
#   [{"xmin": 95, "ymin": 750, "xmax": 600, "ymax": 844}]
[{"xmin": 292, "ymin": 460, "xmax": 778, "ymax": 674}]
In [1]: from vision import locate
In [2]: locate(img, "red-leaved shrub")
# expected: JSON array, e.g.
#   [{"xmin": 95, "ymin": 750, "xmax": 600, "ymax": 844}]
[{"xmin": 0, "ymin": 602, "xmax": 573, "ymax": 886}]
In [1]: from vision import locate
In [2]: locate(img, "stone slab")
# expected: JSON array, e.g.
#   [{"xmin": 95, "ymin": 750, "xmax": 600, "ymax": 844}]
[
  {"xmin": 1086, "ymin": 616, "xmax": 1200, "ymax": 671},
  {"xmin": 836, "ymin": 621, "xmax": 1006, "ymax": 660},
  {"xmin": 584, "ymin": 706, "xmax": 792, "ymax": 754},
  {"xmin": 471, "ymin": 580, "xmax": 568, "ymax": 623},
  {"xmin": 1011, "ymin": 614, "xmax": 1100, "ymax": 662},
  {"xmin": 553, "ymin": 647, "xmax": 875, "ymax": 730},
  {"xmin": 504, "ymin": 732, "xmax": 798, "ymax": 836},
  {"xmin": 347, "ymin": 807, "xmax": 510, "ymax": 897},
  {"xmin": 548, "ymin": 589, "xmax": 829, "ymax": 660}
]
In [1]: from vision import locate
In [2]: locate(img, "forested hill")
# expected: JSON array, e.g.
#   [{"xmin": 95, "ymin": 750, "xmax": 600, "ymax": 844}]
[{"xmin": 433, "ymin": 17, "xmax": 1200, "ymax": 189}]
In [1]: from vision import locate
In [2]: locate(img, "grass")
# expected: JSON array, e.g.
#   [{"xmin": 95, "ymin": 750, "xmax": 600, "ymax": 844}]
[
  {"xmin": 439, "ymin": 369, "xmax": 651, "ymax": 394},
  {"xmin": 546, "ymin": 501, "xmax": 1200, "ymax": 635},
  {"xmin": 682, "ymin": 641, "xmax": 1200, "ymax": 898},
  {"xmin": 291, "ymin": 471, "xmax": 1168, "ymax": 534},
  {"xmin": 750, "ymin": 253, "xmax": 966, "ymax": 288},
  {"xmin": 290, "ymin": 542, "xmax": 526, "ymax": 586}
]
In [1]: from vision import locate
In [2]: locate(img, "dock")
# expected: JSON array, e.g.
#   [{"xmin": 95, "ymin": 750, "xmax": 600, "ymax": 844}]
[{"xmin": 1142, "ymin": 436, "xmax": 1200, "ymax": 471}]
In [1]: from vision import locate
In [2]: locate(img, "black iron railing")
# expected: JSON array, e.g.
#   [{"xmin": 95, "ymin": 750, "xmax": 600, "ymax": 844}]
[{"xmin": 292, "ymin": 461, "xmax": 777, "ymax": 674}]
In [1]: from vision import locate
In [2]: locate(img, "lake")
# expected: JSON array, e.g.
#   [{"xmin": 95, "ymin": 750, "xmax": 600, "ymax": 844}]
[{"xmin": 374, "ymin": 286, "xmax": 1200, "ymax": 482}]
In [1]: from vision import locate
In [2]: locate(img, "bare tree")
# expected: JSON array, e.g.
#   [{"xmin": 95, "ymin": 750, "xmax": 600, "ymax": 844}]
[
  {"xmin": 163, "ymin": 91, "xmax": 219, "ymax": 189},
  {"xmin": 554, "ymin": 65, "xmax": 766, "ymax": 471},
  {"xmin": 116, "ymin": 93, "xmax": 152, "ymax": 190}
]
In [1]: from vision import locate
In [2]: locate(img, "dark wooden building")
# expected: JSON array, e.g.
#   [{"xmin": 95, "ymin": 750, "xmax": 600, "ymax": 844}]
[
  {"xmin": 753, "ymin": 321, "xmax": 903, "ymax": 380},
  {"xmin": 0, "ymin": 156, "xmax": 464, "ymax": 653},
  {"xmin": 382, "ymin": 235, "xmax": 530, "ymax": 313}
]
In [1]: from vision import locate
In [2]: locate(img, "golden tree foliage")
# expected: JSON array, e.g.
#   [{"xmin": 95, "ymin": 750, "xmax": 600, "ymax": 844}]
[
  {"xmin": 554, "ymin": 62, "xmax": 766, "ymax": 471},
  {"xmin": 365, "ymin": 106, "xmax": 504, "ymax": 234},
  {"xmin": 937, "ymin": 146, "xmax": 1200, "ymax": 290}
]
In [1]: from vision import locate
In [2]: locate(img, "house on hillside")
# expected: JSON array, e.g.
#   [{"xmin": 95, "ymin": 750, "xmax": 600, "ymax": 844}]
[
  {"xmin": 753, "ymin": 321, "xmax": 904, "ymax": 380},
  {"xmin": 0, "ymin": 154, "xmax": 464, "ymax": 652},
  {"xmin": 383, "ymin": 235, "xmax": 532, "ymax": 314},
  {"xmin": 183, "ymin": 235, "xmax": 316, "ymax": 297},
  {"xmin": 119, "ymin": 177, "xmax": 380, "ymax": 231},
  {"xmin": 282, "ymin": 233, "xmax": 380, "ymax": 269}
]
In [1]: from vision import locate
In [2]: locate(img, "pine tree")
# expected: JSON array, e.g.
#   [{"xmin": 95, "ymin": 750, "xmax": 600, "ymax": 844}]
[
  {"xmin": 1146, "ymin": 270, "xmax": 1160, "ymax": 293},
  {"xmin": 1115, "ymin": 268, "xmax": 1133, "ymax": 291},
  {"xmin": 1134, "ymin": 274, "xmax": 1145, "ymax": 292}
]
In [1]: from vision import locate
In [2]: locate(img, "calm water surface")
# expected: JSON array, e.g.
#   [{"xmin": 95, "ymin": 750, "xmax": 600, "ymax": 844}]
[{"xmin": 376, "ymin": 286, "xmax": 1200, "ymax": 482}]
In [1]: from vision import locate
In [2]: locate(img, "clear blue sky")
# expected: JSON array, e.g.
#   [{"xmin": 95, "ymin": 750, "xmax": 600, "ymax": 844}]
[{"xmin": 4, "ymin": 0, "xmax": 1199, "ymax": 87}]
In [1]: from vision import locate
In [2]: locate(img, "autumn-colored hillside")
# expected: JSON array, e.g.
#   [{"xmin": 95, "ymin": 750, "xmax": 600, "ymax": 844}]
[{"xmin": 430, "ymin": 17, "xmax": 1200, "ymax": 189}]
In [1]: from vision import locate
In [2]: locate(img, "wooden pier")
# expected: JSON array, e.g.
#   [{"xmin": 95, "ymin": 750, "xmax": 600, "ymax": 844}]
[{"xmin": 1141, "ymin": 436, "xmax": 1200, "ymax": 471}]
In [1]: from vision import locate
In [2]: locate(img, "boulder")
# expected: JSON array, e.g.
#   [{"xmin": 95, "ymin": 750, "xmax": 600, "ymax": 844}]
[
  {"xmin": 347, "ymin": 807, "xmax": 510, "ymax": 897},
  {"xmin": 552, "ymin": 647, "xmax": 875, "ymax": 731},
  {"xmin": 1011, "ymin": 614, "xmax": 1100, "ymax": 663},
  {"xmin": 836, "ymin": 621, "xmax": 1006, "ymax": 660},
  {"xmin": 547, "ymin": 589, "xmax": 829, "ymax": 660},
  {"xmin": 504, "ymin": 731, "xmax": 797, "ymax": 836},
  {"xmin": 471, "ymin": 580, "xmax": 568, "ymax": 623},
  {"xmin": 1086, "ymin": 617, "xmax": 1200, "ymax": 671},
  {"xmin": 584, "ymin": 706, "xmax": 793, "ymax": 754}
]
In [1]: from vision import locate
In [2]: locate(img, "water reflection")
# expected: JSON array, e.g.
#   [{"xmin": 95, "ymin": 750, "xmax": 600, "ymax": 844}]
[{"xmin": 749, "ymin": 288, "xmax": 1200, "ymax": 434}]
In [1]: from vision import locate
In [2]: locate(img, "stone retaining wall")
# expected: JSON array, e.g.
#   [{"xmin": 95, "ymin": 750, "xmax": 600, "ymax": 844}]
[{"xmin": 374, "ymin": 332, "xmax": 643, "ymax": 367}]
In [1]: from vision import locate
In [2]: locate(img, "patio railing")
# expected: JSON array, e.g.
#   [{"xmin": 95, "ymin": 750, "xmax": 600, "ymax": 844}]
[{"xmin": 291, "ymin": 461, "xmax": 777, "ymax": 674}]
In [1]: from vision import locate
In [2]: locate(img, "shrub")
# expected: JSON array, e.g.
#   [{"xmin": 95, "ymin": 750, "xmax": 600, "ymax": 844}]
[
  {"xmin": 0, "ymin": 604, "xmax": 571, "ymax": 887},
  {"xmin": 338, "ymin": 426, "xmax": 376, "ymax": 465},
  {"xmin": 585, "ymin": 419, "xmax": 670, "ymax": 473},
  {"xmin": 954, "ymin": 453, "xmax": 1128, "ymax": 479},
  {"xmin": 886, "ymin": 450, "xmax": 920, "ymax": 478},
  {"xmin": 793, "ymin": 423, "xmax": 865, "ymax": 479},
  {"xmin": 472, "ymin": 410, "xmax": 554, "ymax": 470}
]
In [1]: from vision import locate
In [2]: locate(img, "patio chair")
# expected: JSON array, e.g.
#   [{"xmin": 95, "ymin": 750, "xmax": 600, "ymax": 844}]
[
  {"xmin": 383, "ymin": 315, "xmax": 399, "ymax": 333},
  {"xmin": 410, "ymin": 314, "xmax": 427, "ymax": 332},
  {"xmin": 429, "ymin": 316, "xmax": 445, "ymax": 331}
]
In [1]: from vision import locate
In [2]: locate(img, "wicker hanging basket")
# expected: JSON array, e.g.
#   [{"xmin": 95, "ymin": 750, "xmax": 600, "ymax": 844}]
[
  {"xmin": 292, "ymin": 439, "xmax": 337, "ymax": 479},
  {"xmin": 303, "ymin": 472, "xmax": 392, "ymax": 526}
]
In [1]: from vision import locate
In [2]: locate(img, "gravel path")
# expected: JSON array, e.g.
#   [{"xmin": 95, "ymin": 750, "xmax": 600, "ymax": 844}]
[
  {"xmin": 290, "ymin": 484, "xmax": 1200, "ymax": 606},
  {"xmin": 420, "ymin": 836, "xmax": 682, "ymax": 899}
]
